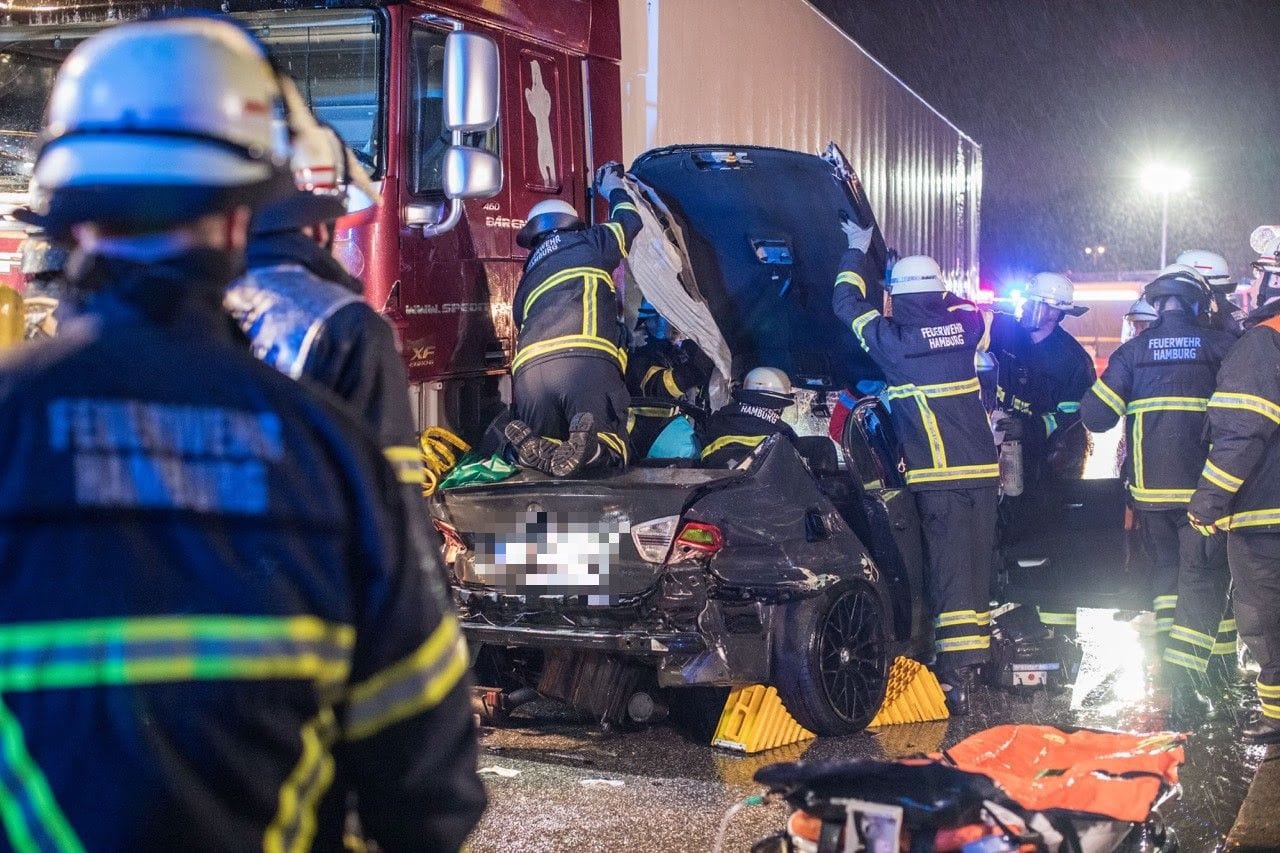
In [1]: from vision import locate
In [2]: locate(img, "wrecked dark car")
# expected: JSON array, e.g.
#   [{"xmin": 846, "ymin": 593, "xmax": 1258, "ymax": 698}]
[{"xmin": 431, "ymin": 144, "xmax": 936, "ymax": 735}]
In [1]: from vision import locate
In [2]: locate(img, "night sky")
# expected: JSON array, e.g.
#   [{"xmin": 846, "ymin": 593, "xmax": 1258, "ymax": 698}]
[{"xmin": 811, "ymin": 0, "xmax": 1280, "ymax": 286}]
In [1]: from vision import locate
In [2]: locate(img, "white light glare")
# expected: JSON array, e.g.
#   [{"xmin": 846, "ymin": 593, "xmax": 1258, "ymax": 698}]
[{"xmin": 1140, "ymin": 163, "xmax": 1191, "ymax": 194}]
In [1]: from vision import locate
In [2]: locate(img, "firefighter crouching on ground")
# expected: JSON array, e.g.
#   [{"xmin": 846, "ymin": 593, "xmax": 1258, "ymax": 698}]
[
  {"xmin": 700, "ymin": 367, "xmax": 798, "ymax": 467},
  {"xmin": 1177, "ymin": 249, "xmax": 1247, "ymax": 338},
  {"xmin": 1079, "ymin": 266, "xmax": 1235, "ymax": 720},
  {"xmin": 3, "ymin": 18, "xmax": 484, "ymax": 848},
  {"xmin": 504, "ymin": 162, "xmax": 643, "ymax": 477},
  {"xmin": 832, "ymin": 218, "xmax": 998, "ymax": 715},
  {"xmin": 1188, "ymin": 246, "xmax": 1280, "ymax": 744},
  {"xmin": 626, "ymin": 302, "xmax": 714, "ymax": 457},
  {"xmin": 988, "ymin": 272, "xmax": 1096, "ymax": 631}
]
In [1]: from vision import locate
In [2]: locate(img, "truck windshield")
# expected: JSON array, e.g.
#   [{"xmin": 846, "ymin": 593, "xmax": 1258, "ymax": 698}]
[{"xmin": 0, "ymin": 9, "xmax": 384, "ymax": 195}]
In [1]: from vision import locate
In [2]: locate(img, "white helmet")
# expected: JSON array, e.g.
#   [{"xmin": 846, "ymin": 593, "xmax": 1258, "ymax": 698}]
[
  {"xmin": 742, "ymin": 366, "xmax": 794, "ymax": 408},
  {"xmin": 1025, "ymin": 272, "xmax": 1087, "ymax": 317},
  {"xmin": 888, "ymin": 255, "xmax": 944, "ymax": 294},
  {"xmin": 1175, "ymin": 250, "xmax": 1232, "ymax": 291},
  {"xmin": 252, "ymin": 77, "xmax": 380, "ymax": 234},
  {"xmin": 1124, "ymin": 298, "xmax": 1158, "ymax": 323},
  {"xmin": 18, "ymin": 17, "xmax": 292, "ymax": 236},
  {"xmin": 517, "ymin": 199, "xmax": 583, "ymax": 249}
]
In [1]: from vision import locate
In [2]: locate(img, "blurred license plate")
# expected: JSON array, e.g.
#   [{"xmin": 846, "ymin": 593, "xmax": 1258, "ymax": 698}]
[{"xmin": 473, "ymin": 510, "xmax": 629, "ymax": 596}]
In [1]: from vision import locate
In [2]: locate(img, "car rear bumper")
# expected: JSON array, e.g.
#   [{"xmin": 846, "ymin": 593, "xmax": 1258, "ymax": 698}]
[{"xmin": 461, "ymin": 621, "xmax": 706, "ymax": 657}]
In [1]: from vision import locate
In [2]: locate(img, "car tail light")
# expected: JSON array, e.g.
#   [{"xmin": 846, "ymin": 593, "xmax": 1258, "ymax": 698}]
[
  {"xmin": 631, "ymin": 515, "xmax": 679, "ymax": 563},
  {"xmin": 669, "ymin": 521, "xmax": 723, "ymax": 564},
  {"xmin": 432, "ymin": 519, "xmax": 466, "ymax": 554}
]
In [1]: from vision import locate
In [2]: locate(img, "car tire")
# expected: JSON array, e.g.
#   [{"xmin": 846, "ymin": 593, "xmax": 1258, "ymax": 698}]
[{"xmin": 772, "ymin": 580, "xmax": 889, "ymax": 736}]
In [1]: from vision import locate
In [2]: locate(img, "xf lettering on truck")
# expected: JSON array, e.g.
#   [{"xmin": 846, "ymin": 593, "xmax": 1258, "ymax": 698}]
[{"xmin": 408, "ymin": 345, "xmax": 435, "ymax": 367}]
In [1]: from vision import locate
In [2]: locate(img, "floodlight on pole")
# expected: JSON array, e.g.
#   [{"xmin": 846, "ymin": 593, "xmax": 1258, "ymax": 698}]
[{"xmin": 1140, "ymin": 163, "xmax": 1191, "ymax": 268}]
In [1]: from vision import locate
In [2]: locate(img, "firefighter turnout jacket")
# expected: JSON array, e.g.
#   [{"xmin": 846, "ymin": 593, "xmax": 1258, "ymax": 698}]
[
  {"xmin": 226, "ymin": 231, "xmax": 427, "ymax": 492},
  {"xmin": 626, "ymin": 337, "xmax": 713, "ymax": 457},
  {"xmin": 700, "ymin": 389, "xmax": 799, "ymax": 468},
  {"xmin": 1081, "ymin": 310, "xmax": 1235, "ymax": 508},
  {"xmin": 512, "ymin": 189, "xmax": 643, "ymax": 376},
  {"xmin": 832, "ymin": 249, "xmax": 998, "ymax": 491},
  {"xmin": 1190, "ymin": 303, "xmax": 1280, "ymax": 531},
  {"xmin": 0, "ymin": 253, "xmax": 484, "ymax": 851},
  {"xmin": 988, "ymin": 313, "xmax": 1095, "ymax": 442}
]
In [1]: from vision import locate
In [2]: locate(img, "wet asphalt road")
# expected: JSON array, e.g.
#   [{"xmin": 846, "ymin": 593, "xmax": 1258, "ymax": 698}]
[{"xmin": 467, "ymin": 607, "xmax": 1264, "ymax": 853}]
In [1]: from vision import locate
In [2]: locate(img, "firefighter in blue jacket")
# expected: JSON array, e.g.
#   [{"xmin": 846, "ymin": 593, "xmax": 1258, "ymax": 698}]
[
  {"xmin": 1080, "ymin": 266, "xmax": 1236, "ymax": 719},
  {"xmin": 504, "ymin": 163, "xmax": 643, "ymax": 477},
  {"xmin": 4, "ymin": 19, "xmax": 484, "ymax": 848},
  {"xmin": 832, "ymin": 219, "xmax": 998, "ymax": 715},
  {"xmin": 1188, "ymin": 252, "xmax": 1280, "ymax": 744}
]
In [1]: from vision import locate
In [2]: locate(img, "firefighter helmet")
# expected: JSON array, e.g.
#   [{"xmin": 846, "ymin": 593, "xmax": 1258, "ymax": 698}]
[
  {"xmin": 1175, "ymin": 249, "xmax": 1233, "ymax": 292},
  {"xmin": 742, "ymin": 366, "xmax": 794, "ymax": 408},
  {"xmin": 1252, "ymin": 253, "xmax": 1280, "ymax": 307},
  {"xmin": 888, "ymin": 255, "xmax": 944, "ymax": 294},
  {"xmin": 1144, "ymin": 264, "xmax": 1212, "ymax": 314},
  {"xmin": 517, "ymin": 199, "xmax": 583, "ymax": 249},
  {"xmin": 1025, "ymin": 272, "xmax": 1087, "ymax": 317},
  {"xmin": 1125, "ymin": 298, "xmax": 1158, "ymax": 323},
  {"xmin": 252, "ymin": 77, "xmax": 379, "ymax": 235},
  {"xmin": 16, "ymin": 17, "xmax": 292, "ymax": 236}
]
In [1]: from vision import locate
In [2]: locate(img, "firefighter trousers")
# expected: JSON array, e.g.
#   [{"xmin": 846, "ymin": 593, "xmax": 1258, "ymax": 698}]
[
  {"xmin": 915, "ymin": 486, "xmax": 999, "ymax": 671},
  {"xmin": 1139, "ymin": 509, "xmax": 1184, "ymax": 639},
  {"xmin": 513, "ymin": 356, "xmax": 631, "ymax": 468},
  {"xmin": 1226, "ymin": 531, "xmax": 1280, "ymax": 721},
  {"xmin": 1163, "ymin": 526, "xmax": 1236, "ymax": 678}
]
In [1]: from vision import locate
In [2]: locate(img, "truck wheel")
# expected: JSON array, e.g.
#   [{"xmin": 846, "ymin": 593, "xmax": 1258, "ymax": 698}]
[{"xmin": 773, "ymin": 581, "xmax": 889, "ymax": 736}]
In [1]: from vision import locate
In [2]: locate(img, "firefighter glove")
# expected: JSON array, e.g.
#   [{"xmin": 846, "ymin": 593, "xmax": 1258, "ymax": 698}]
[
  {"xmin": 840, "ymin": 217, "xmax": 874, "ymax": 253},
  {"xmin": 595, "ymin": 162, "xmax": 626, "ymax": 197},
  {"xmin": 1187, "ymin": 511, "xmax": 1218, "ymax": 537}
]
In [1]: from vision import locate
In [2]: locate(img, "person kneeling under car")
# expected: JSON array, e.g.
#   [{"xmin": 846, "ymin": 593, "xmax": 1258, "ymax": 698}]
[
  {"xmin": 700, "ymin": 367, "xmax": 799, "ymax": 468},
  {"xmin": 504, "ymin": 162, "xmax": 642, "ymax": 477},
  {"xmin": 626, "ymin": 301, "xmax": 713, "ymax": 458}
]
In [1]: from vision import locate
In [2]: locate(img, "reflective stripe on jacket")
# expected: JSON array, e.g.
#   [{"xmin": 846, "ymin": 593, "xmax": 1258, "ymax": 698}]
[
  {"xmin": 700, "ymin": 390, "xmax": 798, "ymax": 468},
  {"xmin": 1191, "ymin": 307, "xmax": 1280, "ymax": 530},
  {"xmin": 512, "ymin": 189, "xmax": 643, "ymax": 374},
  {"xmin": 832, "ymin": 249, "xmax": 997, "ymax": 491},
  {"xmin": 1080, "ymin": 311, "xmax": 1235, "ymax": 509}
]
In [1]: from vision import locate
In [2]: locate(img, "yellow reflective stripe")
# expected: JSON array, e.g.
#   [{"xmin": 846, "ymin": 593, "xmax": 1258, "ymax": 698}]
[
  {"xmin": 265, "ymin": 707, "xmax": 338, "ymax": 853},
  {"xmin": 1220, "ymin": 509, "xmax": 1280, "ymax": 530},
  {"xmin": 1262, "ymin": 701, "xmax": 1280, "ymax": 720},
  {"xmin": 604, "ymin": 221, "xmax": 627, "ymax": 257},
  {"xmin": 1043, "ymin": 413, "xmax": 1058, "ymax": 436},
  {"xmin": 512, "ymin": 335, "xmax": 627, "ymax": 373},
  {"xmin": 642, "ymin": 365, "xmax": 664, "ymax": 391},
  {"xmin": 1125, "ymin": 396, "xmax": 1209, "ymax": 414},
  {"xmin": 888, "ymin": 378, "xmax": 981, "ymax": 399},
  {"xmin": 835, "ymin": 271, "xmax": 867, "ymax": 297},
  {"xmin": 630, "ymin": 405, "xmax": 677, "ymax": 419},
  {"xmin": 975, "ymin": 610, "xmax": 992, "ymax": 626},
  {"xmin": 1211, "ymin": 641, "xmax": 1238, "ymax": 656},
  {"xmin": 1257, "ymin": 682, "xmax": 1280, "ymax": 698},
  {"xmin": 661, "ymin": 369, "xmax": 682, "ymax": 398},
  {"xmin": 936, "ymin": 636, "xmax": 991, "ymax": 653},
  {"xmin": 1168, "ymin": 625, "xmax": 1214, "ymax": 650},
  {"xmin": 0, "ymin": 698, "xmax": 84, "ymax": 853},
  {"xmin": 849, "ymin": 310, "xmax": 878, "ymax": 353},
  {"xmin": 383, "ymin": 446, "xmax": 426, "ymax": 485},
  {"xmin": 700, "ymin": 434, "xmax": 765, "ymax": 459},
  {"xmin": 1202, "ymin": 460, "xmax": 1244, "ymax": 493},
  {"xmin": 934, "ymin": 610, "xmax": 983, "ymax": 628},
  {"xmin": 597, "ymin": 431, "xmax": 629, "ymax": 463},
  {"xmin": 1132, "ymin": 411, "xmax": 1146, "ymax": 489},
  {"xmin": 903, "ymin": 393, "xmax": 947, "ymax": 469},
  {"xmin": 1090, "ymin": 379, "xmax": 1126, "ymax": 417},
  {"xmin": 1128, "ymin": 486, "xmax": 1194, "ymax": 504},
  {"xmin": 1209, "ymin": 392, "xmax": 1280, "ymax": 424},
  {"xmin": 610, "ymin": 202, "xmax": 638, "ymax": 215},
  {"xmin": 344, "ymin": 616, "xmax": 468, "ymax": 741},
  {"xmin": 904, "ymin": 463, "xmax": 999, "ymax": 485},
  {"xmin": 1163, "ymin": 648, "xmax": 1209, "ymax": 674},
  {"xmin": 521, "ymin": 266, "xmax": 608, "ymax": 319},
  {"xmin": 1038, "ymin": 611, "xmax": 1077, "ymax": 626},
  {"xmin": 1153, "ymin": 595, "xmax": 1178, "ymax": 610},
  {"xmin": 1056, "ymin": 401, "xmax": 1080, "ymax": 414},
  {"xmin": 1220, "ymin": 619, "xmax": 1238, "ymax": 632}
]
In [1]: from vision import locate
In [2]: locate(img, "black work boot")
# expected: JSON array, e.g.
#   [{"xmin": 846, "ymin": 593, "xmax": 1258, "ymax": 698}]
[
  {"xmin": 1242, "ymin": 712, "xmax": 1280, "ymax": 744},
  {"xmin": 937, "ymin": 667, "xmax": 972, "ymax": 717},
  {"xmin": 1170, "ymin": 679, "xmax": 1220, "ymax": 725},
  {"xmin": 549, "ymin": 412, "xmax": 600, "ymax": 478},
  {"xmin": 503, "ymin": 419, "xmax": 556, "ymax": 473}
]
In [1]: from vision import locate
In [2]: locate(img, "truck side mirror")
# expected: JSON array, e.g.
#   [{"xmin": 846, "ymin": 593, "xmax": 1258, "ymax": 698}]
[
  {"xmin": 442, "ymin": 146, "xmax": 502, "ymax": 200},
  {"xmin": 443, "ymin": 31, "xmax": 499, "ymax": 133}
]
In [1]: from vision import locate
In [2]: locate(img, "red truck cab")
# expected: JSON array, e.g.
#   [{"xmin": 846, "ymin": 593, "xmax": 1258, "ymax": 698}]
[{"xmin": 0, "ymin": 0, "xmax": 622, "ymax": 437}]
